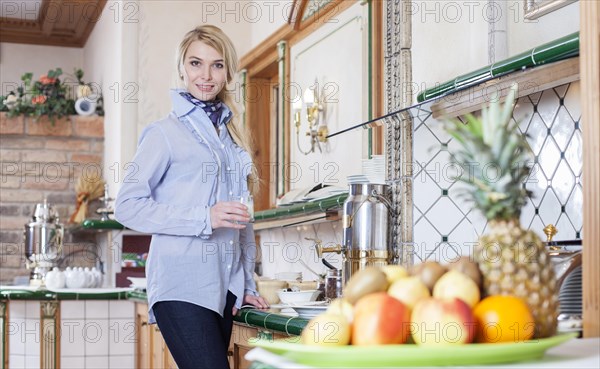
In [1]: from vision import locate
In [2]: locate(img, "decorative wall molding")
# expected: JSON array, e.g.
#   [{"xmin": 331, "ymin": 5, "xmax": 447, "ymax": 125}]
[
  {"xmin": 385, "ymin": 0, "xmax": 414, "ymax": 267},
  {"xmin": 40, "ymin": 301, "xmax": 59, "ymax": 369}
]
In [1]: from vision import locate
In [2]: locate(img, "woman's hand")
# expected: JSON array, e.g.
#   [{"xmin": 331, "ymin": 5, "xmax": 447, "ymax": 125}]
[
  {"xmin": 210, "ymin": 201, "xmax": 250, "ymax": 229},
  {"xmin": 232, "ymin": 294, "xmax": 270, "ymax": 315}
]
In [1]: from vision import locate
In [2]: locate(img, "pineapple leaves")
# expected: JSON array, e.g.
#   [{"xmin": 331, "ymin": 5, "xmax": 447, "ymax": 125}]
[{"xmin": 444, "ymin": 83, "xmax": 532, "ymax": 221}]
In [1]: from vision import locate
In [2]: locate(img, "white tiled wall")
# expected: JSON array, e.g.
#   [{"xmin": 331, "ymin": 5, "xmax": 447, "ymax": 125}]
[
  {"xmin": 257, "ymin": 221, "xmax": 344, "ymax": 280},
  {"xmin": 412, "ymin": 82, "xmax": 583, "ymax": 264},
  {"xmin": 60, "ymin": 300, "xmax": 136, "ymax": 368},
  {"xmin": 8, "ymin": 301, "xmax": 40, "ymax": 369},
  {"xmin": 6, "ymin": 300, "xmax": 135, "ymax": 369}
]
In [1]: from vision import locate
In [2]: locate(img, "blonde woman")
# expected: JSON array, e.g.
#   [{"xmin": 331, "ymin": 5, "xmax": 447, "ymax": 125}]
[{"xmin": 115, "ymin": 25, "xmax": 269, "ymax": 368}]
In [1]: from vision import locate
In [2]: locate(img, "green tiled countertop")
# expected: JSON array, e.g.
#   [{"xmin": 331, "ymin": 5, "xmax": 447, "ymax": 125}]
[
  {"xmin": 0, "ymin": 287, "xmax": 131, "ymax": 300},
  {"xmin": 81, "ymin": 218, "xmax": 125, "ymax": 230},
  {"xmin": 127, "ymin": 289, "xmax": 149, "ymax": 303},
  {"xmin": 236, "ymin": 308, "xmax": 308, "ymax": 336}
]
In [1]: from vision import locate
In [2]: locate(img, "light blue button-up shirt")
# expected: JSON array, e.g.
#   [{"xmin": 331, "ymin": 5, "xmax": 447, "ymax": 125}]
[{"xmin": 115, "ymin": 89, "xmax": 258, "ymax": 324}]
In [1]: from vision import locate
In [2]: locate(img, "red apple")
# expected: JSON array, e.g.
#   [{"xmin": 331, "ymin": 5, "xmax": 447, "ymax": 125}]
[
  {"xmin": 410, "ymin": 297, "xmax": 476, "ymax": 345},
  {"xmin": 352, "ymin": 292, "xmax": 411, "ymax": 345}
]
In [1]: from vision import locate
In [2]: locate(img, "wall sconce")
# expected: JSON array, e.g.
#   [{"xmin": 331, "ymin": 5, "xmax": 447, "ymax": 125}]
[{"xmin": 293, "ymin": 80, "xmax": 328, "ymax": 155}]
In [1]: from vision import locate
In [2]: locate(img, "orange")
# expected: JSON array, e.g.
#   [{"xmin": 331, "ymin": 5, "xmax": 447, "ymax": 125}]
[{"xmin": 473, "ymin": 295, "xmax": 535, "ymax": 343}]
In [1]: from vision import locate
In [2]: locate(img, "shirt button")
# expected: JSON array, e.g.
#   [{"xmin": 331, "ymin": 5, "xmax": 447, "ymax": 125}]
[
  {"xmin": 227, "ymin": 166, "xmax": 231, "ymax": 171},
  {"xmin": 221, "ymin": 144, "xmax": 225, "ymax": 148},
  {"xmin": 229, "ymin": 240, "xmax": 234, "ymax": 245},
  {"xmin": 227, "ymin": 265, "xmax": 232, "ymax": 270}
]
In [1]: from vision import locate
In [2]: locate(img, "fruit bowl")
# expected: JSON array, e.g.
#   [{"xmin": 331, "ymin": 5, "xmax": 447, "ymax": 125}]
[
  {"xmin": 277, "ymin": 289, "xmax": 321, "ymax": 304},
  {"xmin": 251, "ymin": 333, "xmax": 577, "ymax": 367}
]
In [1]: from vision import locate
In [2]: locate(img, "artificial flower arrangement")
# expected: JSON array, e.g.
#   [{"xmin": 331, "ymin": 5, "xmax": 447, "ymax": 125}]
[{"xmin": 0, "ymin": 68, "xmax": 104, "ymax": 122}]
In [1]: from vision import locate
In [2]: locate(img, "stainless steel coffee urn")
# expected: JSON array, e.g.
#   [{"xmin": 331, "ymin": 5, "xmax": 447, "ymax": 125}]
[
  {"xmin": 315, "ymin": 183, "xmax": 392, "ymax": 285},
  {"xmin": 24, "ymin": 200, "xmax": 64, "ymax": 285}
]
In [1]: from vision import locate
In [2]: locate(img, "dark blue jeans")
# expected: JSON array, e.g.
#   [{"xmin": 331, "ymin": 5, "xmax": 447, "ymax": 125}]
[{"xmin": 153, "ymin": 291, "xmax": 237, "ymax": 369}]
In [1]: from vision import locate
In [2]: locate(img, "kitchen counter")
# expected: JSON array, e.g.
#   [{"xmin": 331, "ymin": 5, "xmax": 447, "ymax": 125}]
[
  {"xmin": 0, "ymin": 286, "xmax": 305, "ymax": 336},
  {"xmin": 0, "ymin": 285, "xmax": 132, "ymax": 300}
]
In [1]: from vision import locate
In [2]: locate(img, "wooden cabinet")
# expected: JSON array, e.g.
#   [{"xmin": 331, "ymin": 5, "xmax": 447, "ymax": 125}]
[
  {"xmin": 229, "ymin": 323, "xmax": 288, "ymax": 369},
  {"xmin": 229, "ymin": 324, "xmax": 257, "ymax": 369},
  {"xmin": 135, "ymin": 303, "xmax": 177, "ymax": 369},
  {"xmin": 135, "ymin": 303, "xmax": 151, "ymax": 369}
]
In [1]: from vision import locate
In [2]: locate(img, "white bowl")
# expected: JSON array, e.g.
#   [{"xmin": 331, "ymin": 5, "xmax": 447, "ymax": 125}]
[
  {"xmin": 127, "ymin": 277, "xmax": 147, "ymax": 289},
  {"xmin": 277, "ymin": 289, "xmax": 321, "ymax": 304}
]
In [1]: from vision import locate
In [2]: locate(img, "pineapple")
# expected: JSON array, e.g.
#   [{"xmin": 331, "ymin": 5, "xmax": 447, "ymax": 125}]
[{"xmin": 445, "ymin": 84, "xmax": 558, "ymax": 338}]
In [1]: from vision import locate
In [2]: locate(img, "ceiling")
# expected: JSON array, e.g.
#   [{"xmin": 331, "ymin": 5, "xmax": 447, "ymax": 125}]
[{"xmin": 0, "ymin": 0, "xmax": 106, "ymax": 47}]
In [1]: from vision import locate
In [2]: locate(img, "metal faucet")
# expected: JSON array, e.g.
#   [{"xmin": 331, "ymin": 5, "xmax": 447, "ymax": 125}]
[{"xmin": 305, "ymin": 237, "xmax": 344, "ymax": 258}]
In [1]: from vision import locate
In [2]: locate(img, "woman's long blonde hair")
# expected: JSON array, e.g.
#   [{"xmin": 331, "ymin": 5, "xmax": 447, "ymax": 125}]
[{"xmin": 176, "ymin": 25, "xmax": 258, "ymax": 194}]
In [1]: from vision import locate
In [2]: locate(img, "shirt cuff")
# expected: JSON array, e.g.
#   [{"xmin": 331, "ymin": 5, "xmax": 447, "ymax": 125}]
[
  {"xmin": 196, "ymin": 205, "xmax": 213, "ymax": 239},
  {"xmin": 244, "ymin": 288, "xmax": 259, "ymax": 297}
]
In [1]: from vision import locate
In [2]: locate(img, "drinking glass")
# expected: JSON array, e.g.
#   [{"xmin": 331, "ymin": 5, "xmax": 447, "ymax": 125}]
[{"xmin": 230, "ymin": 191, "xmax": 254, "ymax": 224}]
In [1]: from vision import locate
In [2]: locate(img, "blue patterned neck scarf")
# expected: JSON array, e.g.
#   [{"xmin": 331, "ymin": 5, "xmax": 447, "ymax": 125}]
[{"xmin": 179, "ymin": 92, "xmax": 224, "ymax": 126}]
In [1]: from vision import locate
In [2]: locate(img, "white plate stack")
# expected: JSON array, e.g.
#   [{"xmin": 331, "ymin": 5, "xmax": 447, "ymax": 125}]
[
  {"xmin": 363, "ymin": 155, "xmax": 386, "ymax": 184},
  {"xmin": 347, "ymin": 155, "xmax": 386, "ymax": 185},
  {"xmin": 558, "ymin": 265, "xmax": 582, "ymax": 315}
]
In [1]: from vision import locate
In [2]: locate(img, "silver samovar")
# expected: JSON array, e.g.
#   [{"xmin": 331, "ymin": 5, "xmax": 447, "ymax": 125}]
[
  {"xmin": 24, "ymin": 200, "xmax": 64, "ymax": 285},
  {"xmin": 313, "ymin": 183, "xmax": 392, "ymax": 285}
]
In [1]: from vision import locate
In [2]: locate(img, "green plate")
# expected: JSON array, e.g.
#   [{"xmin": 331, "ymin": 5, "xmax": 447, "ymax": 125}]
[{"xmin": 250, "ymin": 333, "xmax": 577, "ymax": 367}]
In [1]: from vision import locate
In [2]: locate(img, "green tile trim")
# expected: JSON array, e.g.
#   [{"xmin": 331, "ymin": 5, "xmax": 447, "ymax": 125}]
[
  {"xmin": 235, "ymin": 308, "xmax": 308, "ymax": 336},
  {"xmin": 0, "ymin": 288, "xmax": 130, "ymax": 301},
  {"xmin": 417, "ymin": 32, "xmax": 580, "ymax": 102},
  {"xmin": 80, "ymin": 219, "xmax": 124, "ymax": 230},
  {"xmin": 126, "ymin": 290, "xmax": 149, "ymax": 303},
  {"xmin": 254, "ymin": 193, "xmax": 348, "ymax": 222}
]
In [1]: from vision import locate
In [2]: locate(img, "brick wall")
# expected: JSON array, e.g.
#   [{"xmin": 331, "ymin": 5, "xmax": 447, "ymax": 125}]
[{"xmin": 0, "ymin": 113, "xmax": 104, "ymax": 284}]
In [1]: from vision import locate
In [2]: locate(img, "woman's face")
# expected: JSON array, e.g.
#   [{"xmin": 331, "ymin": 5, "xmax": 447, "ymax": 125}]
[{"xmin": 182, "ymin": 41, "xmax": 227, "ymax": 101}]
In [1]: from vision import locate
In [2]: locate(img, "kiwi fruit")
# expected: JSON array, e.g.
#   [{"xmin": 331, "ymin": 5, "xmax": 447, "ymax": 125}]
[
  {"xmin": 343, "ymin": 267, "xmax": 389, "ymax": 304},
  {"xmin": 411, "ymin": 261, "xmax": 447, "ymax": 292},
  {"xmin": 446, "ymin": 256, "xmax": 482, "ymax": 288}
]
